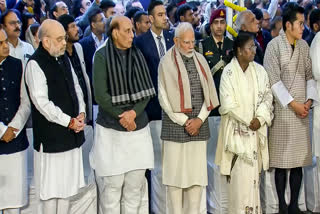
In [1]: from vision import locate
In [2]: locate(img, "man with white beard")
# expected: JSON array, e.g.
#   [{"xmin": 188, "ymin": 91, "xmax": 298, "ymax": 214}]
[
  {"xmin": 25, "ymin": 19, "xmax": 86, "ymax": 214},
  {"xmin": 158, "ymin": 22, "xmax": 219, "ymax": 214}
]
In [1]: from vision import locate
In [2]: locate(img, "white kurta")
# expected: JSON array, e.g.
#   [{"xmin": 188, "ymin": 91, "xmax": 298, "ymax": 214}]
[
  {"xmin": 0, "ymin": 149, "xmax": 28, "ymax": 210},
  {"xmin": 227, "ymin": 66, "xmax": 262, "ymax": 214},
  {"xmin": 0, "ymin": 56, "xmax": 31, "ymax": 210},
  {"xmin": 158, "ymin": 63, "xmax": 211, "ymax": 188},
  {"xmin": 34, "ymin": 146, "xmax": 85, "ymax": 200},
  {"xmin": 25, "ymin": 54, "xmax": 87, "ymax": 200},
  {"xmin": 310, "ymin": 32, "xmax": 320, "ymax": 158},
  {"xmin": 90, "ymin": 124, "xmax": 154, "ymax": 177}
]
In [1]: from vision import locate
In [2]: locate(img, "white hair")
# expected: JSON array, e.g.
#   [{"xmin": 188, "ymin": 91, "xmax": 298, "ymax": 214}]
[
  {"xmin": 261, "ymin": 9, "xmax": 269, "ymax": 15},
  {"xmin": 235, "ymin": 10, "xmax": 252, "ymax": 33},
  {"xmin": 174, "ymin": 22, "xmax": 194, "ymax": 38}
]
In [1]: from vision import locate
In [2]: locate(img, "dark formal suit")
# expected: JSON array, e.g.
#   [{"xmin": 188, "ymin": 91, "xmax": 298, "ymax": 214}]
[
  {"xmin": 198, "ymin": 36, "xmax": 233, "ymax": 116},
  {"xmin": 134, "ymin": 29, "xmax": 174, "ymax": 121},
  {"xmin": 79, "ymin": 34, "xmax": 104, "ymax": 104}
]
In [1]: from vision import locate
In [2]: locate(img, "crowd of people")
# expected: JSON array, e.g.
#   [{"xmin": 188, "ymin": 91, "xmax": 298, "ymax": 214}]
[{"xmin": 1, "ymin": 0, "xmax": 320, "ymax": 213}]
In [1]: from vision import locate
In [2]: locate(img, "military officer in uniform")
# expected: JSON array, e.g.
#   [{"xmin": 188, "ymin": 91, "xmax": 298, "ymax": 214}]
[{"xmin": 198, "ymin": 8, "xmax": 233, "ymax": 116}]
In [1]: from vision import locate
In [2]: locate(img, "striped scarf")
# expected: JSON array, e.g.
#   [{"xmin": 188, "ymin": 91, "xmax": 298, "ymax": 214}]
[{"xmin": 105, "ymin": 38, "xmax": 156, "ymax": 105}]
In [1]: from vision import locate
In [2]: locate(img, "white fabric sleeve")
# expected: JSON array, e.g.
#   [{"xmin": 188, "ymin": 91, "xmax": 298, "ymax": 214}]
[
  {"xmin": 307, "ymin": 79, "xmax": 319, "ymax": 107},
  {"xmin": 197, "ymin": 102, "xmax": 210, "ymax": 122},
  {"xmin": 8, "ymin": 67, "xmax": 31, "ymax": 137},
  {"xmin": 268, "ymin": 0, "xmax": 279, "ymax": 19},
  {"xmin": 158, "ymin": 79, "xmax": 189, "ymax": 126},
  {"xmin": 271, "ymin": 81, "xmax": 294, "ymax": 108},
  {"xmin": 25, "ymin": 60, "xmax": 71, "ymax": 127},
  {"xmin": 0, "ymin": 122, "xmax": 8, "ymax": 139}
]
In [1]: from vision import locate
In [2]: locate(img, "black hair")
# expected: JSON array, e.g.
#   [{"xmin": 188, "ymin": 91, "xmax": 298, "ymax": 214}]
[
  {"xmin": 88, "ymin": 8, "xmax": 103, "ymax": 26},
  {"xmin": 310, "ymin": 9, "xmax": 320, "ymax": 31},
  {"xmin": 188, "ymin": 1, "xmax": 200, "ymax": 12},
  {"xmin": 133, "ymin": 11, "xmax": 148, "ymax": 28},
  {"xmin": 252, "ymin": 8, "xmax": 263, "ymax": 20},
  {"xmin": 21, "ymin": 12, "xmax": 34, "ymax": 40},
  {"xmin": 304, "ymin": 2, "xmax": 315, "ymax": 20},
  {"xmin": 166, "ymin": 3, "xmax": 176, "ymax": 15},
  {"xmin": 30, "ymin": 22, "xmax": 40, "ymax": 36},
  {"xmin": 176, "ymin": 3, "xmax": 192, "ymax": 22},
  {"xmin": 49, "ymin": 3, "xmax": 58, "ymax": 19},
  {"xmin": 0, "ymin": 9, "xmax": 20, "ymax": 24},
  {"xmin": 71, "ymin": 0, "xmax": 82, "ymax": 18},
  {"xmin": 148, "ymin": 0, "xmax": 163, "ymax": 16},
  {"xmin": 124, "ymin": 6, "xmax": 142, "ymax": 19},
  {"xmin": 100, "ymin": 0, "xmax": 115, "ymax": 11},
  {"xmin": 233, "ymin": 32, "xmax": 254, "ymax": 57},
  {"xmin": 282, "ymin": 2, "xmax": 304, "ymax": 31}
]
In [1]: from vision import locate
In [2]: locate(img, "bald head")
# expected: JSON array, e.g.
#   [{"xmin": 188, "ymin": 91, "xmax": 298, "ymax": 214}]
[
  {"xmin": 39, "ymin": 19, "xmax": 66, "ymax": 57},
  {"xmin": 39, "ymin": 19, "xmax": 65, "ymax": 41},
  {"xmin": 109, "ymin": 16, "xmax": 134, "ymax": 50}
]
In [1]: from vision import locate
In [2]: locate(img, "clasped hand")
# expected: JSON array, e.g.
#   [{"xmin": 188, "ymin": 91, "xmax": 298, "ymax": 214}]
[
  {"xmin": 1, "ymin": 126, "xmax": 19, "ymax": 143},
  {"xmin": 185, "ymin": 118, "xmax": 203, "ymax": 136},
  {"xmin": 119, "ymin": 110, "xmax": 137, "ymax": 131},
  {"xmin": 68, "ymin": 113, "xmax": 86, "ymax": 133},
  {"xmin": 290, "ymin": 100, "xmax": 312, "ymax": 119}
]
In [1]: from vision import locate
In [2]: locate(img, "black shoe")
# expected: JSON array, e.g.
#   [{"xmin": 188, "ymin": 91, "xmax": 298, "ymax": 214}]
[
  {"xmin": 288, "ymin": 205, "xmax": 303, "ymax": 214},
  {"xmin": 278, "ymin": 205, "xmax": 288, "ymax": 214}
]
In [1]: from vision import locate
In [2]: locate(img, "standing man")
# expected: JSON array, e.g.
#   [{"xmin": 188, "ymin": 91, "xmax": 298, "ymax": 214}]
[
  {"xmin": 135, "ymin": 0, "xmax": 174, "ymax": 122},
  {"xmin": 158, "ymin": 22, "xmax": 219, "ymax": 214},
  {"xmin": 176, "ymin": 4, "xmax": 202, "ymax": 40},
  {"xmin": 306, "ymin": 9, "xmax": 320, "ymax": 46},
  {"xmin": 90, "ymin": 16, "xmax": 155, "ymax": 213},
  {"xmin": 134, "ymin": 1, "xmax": 174, "ymax": 211},
  {"xmin": 0, "ymin": 27, "xmax": 30, "ymax": 214},
  {"xmin": 50, "ymin": 1, "xmax": 69, "ymax": 20},
  {"xmin": 0, "ymin": 9, "xmax": 34, "ymax": 69},
  {"xmin": 198, "ymin": 8, "xmax": 233, "ymax": 117},
  {"xmin": 264, "ymin": 3, "xmax": 318, "ymax": 213},
  {"xmin": 58, "ymin": 14, "xmax": 92, "ymax": 124},
  {"xmin": 25, "ymin": 19, "xmax": 86, "ymax": 214},
  {"xmin": 235, "ymin": 10, "xmax": 264, "ymax": 64},
  {"xmin": 133, "ymin": 11, "xmax": 150, "ymax": 37},
  {"xmin": 80, "ymin": 8, "xmax": 106, "ymax": 121}
]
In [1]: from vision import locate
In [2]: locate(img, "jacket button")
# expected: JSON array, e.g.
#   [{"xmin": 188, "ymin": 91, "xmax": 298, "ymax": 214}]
[
  {"xmin": 3, "ymin": 97, "xmax": 7, "ymax": 101},
  {"xmin": 2, "ymin": 87, "xmax": 5, "ymax": 91}
]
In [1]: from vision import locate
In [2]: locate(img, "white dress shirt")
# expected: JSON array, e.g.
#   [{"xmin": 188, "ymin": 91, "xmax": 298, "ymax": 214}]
[
  {"xmin": 151, "ymin": 29, "xmax": 167, "ymax": 58},
  {"xmin": 9, "ymin": 39, "xmax": 34, "ymax": 70},
  {"xmin": 91, "ymin": 32, "xmax": 105, "ymax": 49}
]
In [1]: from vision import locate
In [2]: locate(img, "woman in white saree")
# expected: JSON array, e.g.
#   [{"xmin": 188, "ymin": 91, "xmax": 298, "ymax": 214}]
[{"xmin": 215, "ymin": 32, "xmax": 274, "ymax": 214}]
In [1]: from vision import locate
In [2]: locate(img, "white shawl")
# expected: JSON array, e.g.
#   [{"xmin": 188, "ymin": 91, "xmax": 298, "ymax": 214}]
[{"xmin": 215, "ymin": 58, "xmax": 273, "ymax": 175}]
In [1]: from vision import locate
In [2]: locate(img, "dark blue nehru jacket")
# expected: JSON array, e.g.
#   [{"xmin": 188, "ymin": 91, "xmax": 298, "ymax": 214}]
[{"xmin": 0, "ymin": 56, "xmax": 28, "ymax": 155}]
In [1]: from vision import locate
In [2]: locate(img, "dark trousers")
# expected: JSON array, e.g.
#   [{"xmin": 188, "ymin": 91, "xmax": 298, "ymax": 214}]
[{"xmin": 275, "ymin": 167, "xmax": 303, "ymax": 211}]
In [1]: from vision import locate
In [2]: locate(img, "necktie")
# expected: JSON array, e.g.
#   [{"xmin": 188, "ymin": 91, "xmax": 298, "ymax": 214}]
[
  {"xmin": 217, "ymin": 41, "xmax": 223, "ymax": 54},
  {"xmin": 157, "ymin": 36, "xmax": 165, "ymax": 58}
]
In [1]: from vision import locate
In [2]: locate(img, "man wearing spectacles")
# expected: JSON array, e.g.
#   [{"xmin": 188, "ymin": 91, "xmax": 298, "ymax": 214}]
[
  {"xmin": 0, "ymin": 9, "xmax": 34, "ymax": 69},
  {"xmin": 50, "ymin": 1, "xmax": 69, "ymax": 20},
  {"xmin": 264, "ymin": 3, "xmax": 319, "ymax": 213},
  {"xmin": 235, "ymin": 10, "xmax": 264, "ymax": 65},
  {"xmin": 25, "ymin": 19, "xmax": 87, "ymax": 214},
  {"xmin": 158, "ymin": 22, "xmax": 219, "ymax": 214}
]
